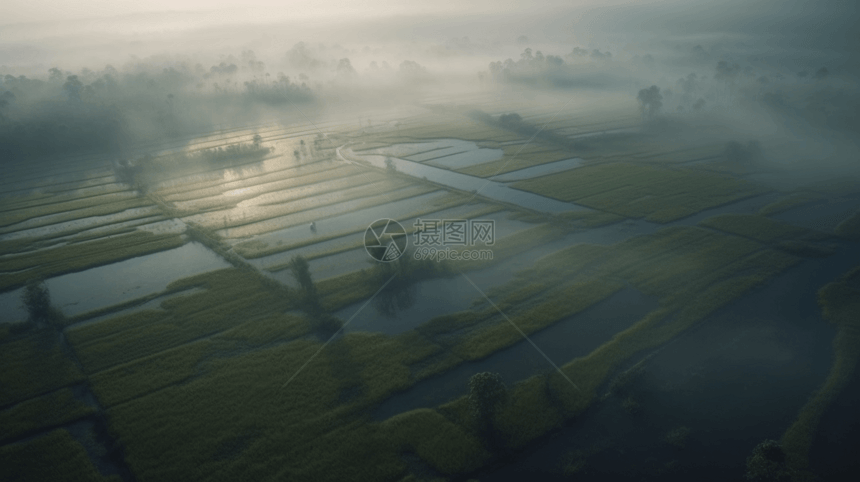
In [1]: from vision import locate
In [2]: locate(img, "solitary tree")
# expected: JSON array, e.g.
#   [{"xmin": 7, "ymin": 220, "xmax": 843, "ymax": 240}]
[
  {"xmin": 637, "ymin": 85, "xmax": 663, "ymax": 120},
  {"xmin": 469, "ymin": 372, "xmax": 508, "ymax": 438},
  {"xmin": 22, "ymin": 280, "xmax": 63, "ymax": 328},
  {"xmin": 289, "ymin": 255, "xmax": 317, "ymax": 305}
]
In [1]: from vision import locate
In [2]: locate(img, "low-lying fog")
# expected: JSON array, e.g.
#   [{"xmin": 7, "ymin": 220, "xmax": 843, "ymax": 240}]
[{"xmin": 1, "ymin": 0, "xmax": 858, "ymax": 188}]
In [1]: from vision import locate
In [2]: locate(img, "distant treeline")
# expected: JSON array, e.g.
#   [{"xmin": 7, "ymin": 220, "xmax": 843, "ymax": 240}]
[
  {"xmin": 478, "ymin": 47, "xmax": 615, "ymax": 88},
  {"xmin": 467, "ymin": 110, "xmax": 590, "ymax": 151},
  {"xmin": 0, "ymin": 55, "xmax": 314, "ymax": 162}
]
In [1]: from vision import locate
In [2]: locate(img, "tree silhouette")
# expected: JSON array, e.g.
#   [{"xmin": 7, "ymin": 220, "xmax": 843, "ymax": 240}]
[
  {"xmin": 745, "ymin": 440, "xmax": 791, "ymax": 481},
  {"xmin": 63, "ymin": 75, "xmax": 83, "ymax": 101},
  {"xmin": 637, "ymin": 85, "xmax": 663, "ymax": 119},
  {"xmin": 22, "ymin": 280, "xmax": 63, "ymax": 328},
  {"xmin": 469, "ymin": 372, "xmax": 508, "ymax": 440}
]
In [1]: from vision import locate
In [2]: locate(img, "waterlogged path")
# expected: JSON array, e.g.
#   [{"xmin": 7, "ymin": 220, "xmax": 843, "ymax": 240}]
[{"xmin": 337, "ymin": 146, "xmax": 591, "ymax": 214}]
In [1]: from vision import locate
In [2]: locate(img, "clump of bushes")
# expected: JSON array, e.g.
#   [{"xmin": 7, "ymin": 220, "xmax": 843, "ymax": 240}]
[
  {"xmin": 468, "ymin": 372, "xmax": 509, "ymax": 446},
  {"xmin": 745, "ymin": 439, "xmax": 791, "ymax": 481}
]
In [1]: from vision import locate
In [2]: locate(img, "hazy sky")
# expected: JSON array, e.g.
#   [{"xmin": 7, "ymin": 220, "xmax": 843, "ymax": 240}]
[
  {"xmin": 2, "ymin": 0, "xmax": 589, "ymax": 25},
  {"xmin": 2, "ymin": 0, "xmax": 856, "ymax": 74}
]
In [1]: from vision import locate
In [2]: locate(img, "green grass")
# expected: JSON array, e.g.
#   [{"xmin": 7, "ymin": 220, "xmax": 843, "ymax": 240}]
[
  {"xmin": 425, "ymin": 226, "xmax": 800, "ymax": 452},
  {"xmin": 758, "ymin": 193, "xmax": 821, "ymax": 216},
  {"xmin": 0, "ymin": 388, "xmax": 96, "ymax": 444},
  {"xmin": 66, "ymin": 221, "xmax": 803, "ymax": 481},
  {"xmin": 381, "ymin": 408, "xmax": 491, "ymax": 474},
  {"xmin": 451, "ymin": 279, "xmax": 625, "ymax": 361},
  {"xmin": 102, "ymin": 337, "xmax": 382, "ymax": 482},
  {"xmin": 513, "ymin": 162, "xmax": 766, "ymax": 222},
  {"xmin": 457, "ymin": 145, "xmax": 572, "ymax": 178},
  {"xmin": 0, "ymin": 330, "xmax": 85, "ymax": 407},
  {"xmin": 699, "ymin": 214, "xmax": 811, "ymax": 242},
  {"xmin": 781, "ymin": 266, "xmax": 860, "ymax": 478},
  {"xmin": 66, "ymin": 268, "xmax": 295, "ymax": 374},
  {"xmin": 0, "ymin": 429, "xmax": 121, "ymax": 482},
  {"xmin": 0, "ymin": 189, "xmax": 144, "ymax": 228},
  {"xmin": 835, "ymin": 210, "xmax": 860, "ymax": 240},
  {"xmin": 0, "ymin": 194, "xmax": 152, "ymax": 234}
]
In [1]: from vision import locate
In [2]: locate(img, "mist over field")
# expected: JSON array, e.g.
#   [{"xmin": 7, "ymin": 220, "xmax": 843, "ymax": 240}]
[
  {"xmin": 1, "ymin": 2, "xmax": 859, "ymax": 482},
  {"xmin": 2, "ymin": 0, "xmax": 857, "ymax": 172}
]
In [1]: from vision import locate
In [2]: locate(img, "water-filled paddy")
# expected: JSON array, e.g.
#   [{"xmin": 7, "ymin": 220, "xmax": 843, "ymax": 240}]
[
  {"xmin": 490, "ymin": 158, "xmax": 585, "ymax": 182},
  {"xmin": 45, "ymin": 242, "xmax": 230, "ymax": 317},
  {"xmin": 224, "ymin": 190, "xmax": 447, "ymax": 248},
  {"xmin": 372, "ymin": 286, "xmax": 659, "ymax": 419},
  {"xmin": 0, "ymin": 287, "xmax": 26, "ymax": 324},
  {"xmin": 475, "ymin": 239, "xmax": 860, "ymax": 482},
  {"xmin": 341, "ymin": 147, "xmax": 590, "ymax": 213},
  {"xmin": 249, "ymin": 203, "xmax": 512, "ymax": 271}
]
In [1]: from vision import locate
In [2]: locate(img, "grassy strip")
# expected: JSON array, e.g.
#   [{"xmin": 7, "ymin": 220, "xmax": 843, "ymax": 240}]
[
  {"xmin": 63, "ymin": 287, "xmax": 189, "ymax": 327},
  {"xmin": 87, "ymin": 225, "xmax": 802, "ymax": 481},
  {"xmin": 835, "ymin": 210, "xmax": 860, "ymax": 240},
  {"xmin": 0, "ymin": 231, "xmax": 186, "ymax": 292},
  {"xmin": 381, "ymin": 408, "xmax": 491, "ymax": 475},
  {"xmin": 457, "ymin": 147, "xmax": 573, "ymax": 178},
  {"xmin": 0, "ymin": 212, "xmax": 165, "ymax": 257},
  {"xmin": 0, "ymin": 387, "xmax": 96, "ymax": 444},
  {"xmin": 66, "ymin": 269, "xmax": 295, "ymax": 374},
  {"xmin": 699, "ymin": 214, "xmax": 811, "ymax": 242},
  {"xmin": 0, "ymin": 183, "xmax": 127, "ymax": 215},
  {"xmin": 92, "ymin": 320, "xmax": 466, "ymax": 482},
  {"xmin": 0, "ymin": 331, "xmax": 85, "ymax": 408},
  {"xmin": 758, "ymin": 193, "xmax": 821, "ymax": 216},
  {"xmin": 0, "ymin": 191, "xmax": 145, "ymax": 230},
  {"xmin": 452, "ymin": 279, "xmax": 625, "ymax": 361},
  {"xmin": 90, "ymin": 312, "xmax": 311, "ymax": 407},
  {"xmin": 781, "ymin": 266, "xmax": 860, "ymax": 479},
  {"xmin": 102, "ymin": 337, "xmax": 389, "ymax": 482},
  {"xmin": 513, "ymin": 162, "xmax": 765, "ymax": 223},
  {"xmin": 0, "ymin": 429, "xmax": 121, "ymax": 482}
]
